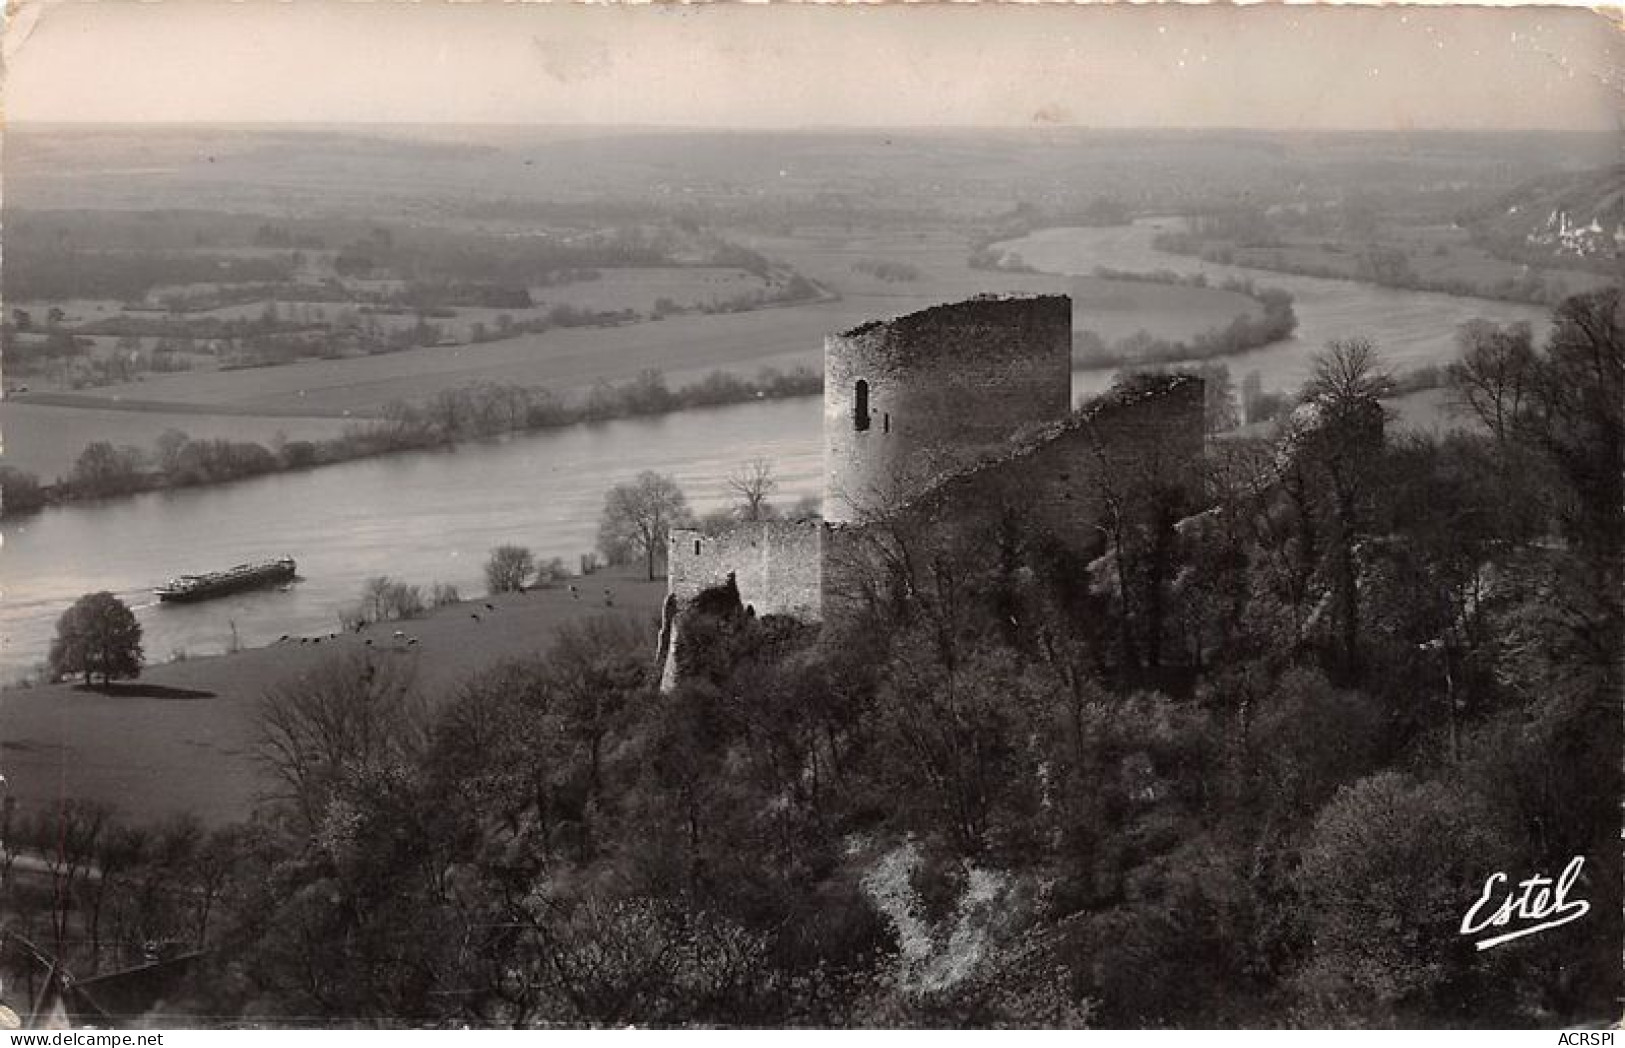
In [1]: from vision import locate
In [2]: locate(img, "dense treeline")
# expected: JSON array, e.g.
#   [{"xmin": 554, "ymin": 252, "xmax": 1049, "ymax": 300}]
[
  {"xmin": 0, "ymin": 226, "xmax": 662, "ymax": 304},
  {"xmin": 0, "ymin": 468, "xmax": 49, "ymax": 514},
  {"xmin": 3, "ymin": 251, "xmax": 297, "ymax": 303},
  {"xmin": 6, "ymin": 207, "xmax": 817, "ymax": 337},
  {"xmin": 330, "ymin": 226, "xmax": 670, "ymax": 284},
  {"xmin": 327, "ymin": 221, "xmax": 810, "ymax": 288},
  {"xmin": 7, "ymin": 290, "xmax": 1617, "ymax": 1027},
  {"xmin": 6, "ymin": 247, "xmax": 821, "ymax": 393},
  {"xmin": 1075, "ymin": 272, "xmax": 1298, "ymax": 368},
  {"xmin": 852, "ymin": 259, "xmax": 922, "ymax": 282},
  {"xmin": 456, "ymin": 194, "xmax": 947, "ymax": 234},
  {"xmin": 70, "ymin": 309, "xmax": 326, "ymax": 340},
  {"xmin": 1151, "ymin": 222, "xmax": 1592, "ymax": 307},
  {"xmin": 1, "ymin": 801, "xmax": 250, "ymax": 980},
  {"xmin": 8, "ymin": 366, "xmax": 823, "ymax": 512},
  {"xmin": 7, "ymin": 298, "xmax": 652, "ymax": 382}
]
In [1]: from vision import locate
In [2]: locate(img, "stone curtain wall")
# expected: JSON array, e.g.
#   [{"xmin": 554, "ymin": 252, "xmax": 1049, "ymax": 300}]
[
  {"xmin": 659, "ymin": 520, "xmax": 826, "ymax": 689},
  {"xmin": 1008, "ymin": 373, "xmax": 1206, "ymax": 538},
  {"xmin": 824, "ymin": 294, "xmax": 1072, "ymax": 523},
  {"xmin": 666, "ymin": 520, "xmax": 826, "ymax": 620},
  {"xmin": 900, "ymin": 373, "xmax": 1207, "ymax": 550}
]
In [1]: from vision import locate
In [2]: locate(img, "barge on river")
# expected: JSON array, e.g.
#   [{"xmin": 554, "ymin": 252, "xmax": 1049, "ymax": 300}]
[{"xmin": 156, "ymin": 557, "xmax": 297, "ymax": 603}]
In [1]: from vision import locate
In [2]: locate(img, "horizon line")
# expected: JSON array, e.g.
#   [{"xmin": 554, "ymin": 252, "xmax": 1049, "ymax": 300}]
[{"xmin": 8, "ymin": 121, "xmax": 1621, "ymax": 136}]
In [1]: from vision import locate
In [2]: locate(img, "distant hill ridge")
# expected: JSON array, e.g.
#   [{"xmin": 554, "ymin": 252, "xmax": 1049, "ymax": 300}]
[{"xmin": 1470, "ymin": 164, "xmax": 1625, "ymax": 267}]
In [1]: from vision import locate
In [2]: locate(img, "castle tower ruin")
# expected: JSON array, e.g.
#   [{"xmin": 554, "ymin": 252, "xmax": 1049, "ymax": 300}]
[
  {"xmin": 659, "ymin": 291, "xmax": 1209, "ymax": 692},
  {"xmin": 822, "ymin": 293, "xmax": 1073, "ymax": 523}
]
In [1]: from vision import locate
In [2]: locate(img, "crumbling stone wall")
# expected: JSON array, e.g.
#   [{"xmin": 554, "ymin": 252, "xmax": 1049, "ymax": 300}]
[
  {"xmin": 818, "ymin": 374, "xmax": 1206, "ymax": 625},
  {"xmin": 824, "ymin": 293, "xmax": 1072, "ymax": 523},
  {"xmin": 666, "ymin": 520, "xmax": 825, "ymax": 620},
  {"xmin": 908, "ymin": 372, "xmax": 1207, "ymax": 540},
  {"xmin": 660, "ymin": 520, "xmax": 826, "ymax": 688}
]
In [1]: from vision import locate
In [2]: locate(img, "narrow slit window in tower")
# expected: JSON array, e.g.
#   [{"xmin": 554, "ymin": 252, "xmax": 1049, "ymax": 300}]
[
  {"xmin": 694, "ymin": 539, "xmax": 702, "ymax": 556},
  {"xmin": 854, "ymin": 379, "xmax": 871, "ymax": 431},
  {"xmin": 883, "ymin": 412, "xmax": 891, "ymax": 434}
]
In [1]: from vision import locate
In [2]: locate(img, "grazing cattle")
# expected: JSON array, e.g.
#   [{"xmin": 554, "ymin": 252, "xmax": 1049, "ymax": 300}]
[{"xmin": 393, "ymin": 630, "xmax": 406, "ymax": 639}]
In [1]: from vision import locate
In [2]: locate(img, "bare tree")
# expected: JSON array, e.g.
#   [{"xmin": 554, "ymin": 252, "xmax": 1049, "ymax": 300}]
[
  {"xmin": 597, "ymin": 471, "xmax": 693, "ymax": 580},
  {"xmin": 547, "ymin": 614, "xmax": 651, "ymax": 795},
  {"xmin": 1298, "ymin": 338, "xmax": 1393, "ymax": 677},
  {"xmin": 725, "ymin": 457, "xmax": 778, "ymax": 521},
  {"xmin": 1447, "ymin": 320, "xmax": 1537, "ymax": 441},
  {"xmin": 32, "ymin": 800, "xmax": 111, "ymax": 956},
  {"xmin": 1198, "ymin": 362, "xmax": 1239, "ymax": 434},
  {"xmin": 256, "ymin": 652, "xmax": 425, "ymax": 833},
  {"xmin": 362, "ymin": 576, "xmax": 394, "ymax": 623},
  {"xmin": 358, "ymin": 576, "xmax": 425, "ymax": 622},
  {"xmin": 1303, "ymin": 337, "xmax": 1394, "ymax": 405},
  {"xmin": 189, "ymin": 827, "xmax": 246, "ymax": 944},
  {"xmin": 87, "ymin": 824, "xmax": 146, "ymax": 965},
  {"xmin": 0, "ymin": 798, "xmax": 18, "ymax": 888}
]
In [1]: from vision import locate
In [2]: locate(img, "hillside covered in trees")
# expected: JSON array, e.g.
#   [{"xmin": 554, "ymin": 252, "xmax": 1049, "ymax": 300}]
[{"xmin": 4, "ymin": 289, "xmax": 1619, "ymax": 1028}]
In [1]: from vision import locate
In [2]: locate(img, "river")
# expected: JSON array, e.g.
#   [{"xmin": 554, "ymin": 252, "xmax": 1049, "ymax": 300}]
[
  {"xmin": 995, "ymin": 219, "xmax": 1552, "ymax": 390},
  {"xmin": 0, "ymin": 220, "xmax": 1551, "ymax": 679}
]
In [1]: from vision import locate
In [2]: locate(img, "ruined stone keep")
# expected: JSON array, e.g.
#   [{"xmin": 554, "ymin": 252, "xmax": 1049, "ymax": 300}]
[
  {"xmin": 657, "ymin": 293, "xmax": 1205, "ymax": 689},
  {"xmin": 824, "ymin": 293, "xmax": 1074, "ymax": 522}
]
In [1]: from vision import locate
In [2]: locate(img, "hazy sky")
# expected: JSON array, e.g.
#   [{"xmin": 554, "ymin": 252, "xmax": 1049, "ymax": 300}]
[{"xmin": 4, "ymin": 2, "xmax": 1621, "ymax": 131}]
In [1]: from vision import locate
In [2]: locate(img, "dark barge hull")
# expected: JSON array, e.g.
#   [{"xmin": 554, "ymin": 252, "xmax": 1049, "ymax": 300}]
[{"xmin": 156, "ymin": 559, "xmax": 296, "ymax": 603}]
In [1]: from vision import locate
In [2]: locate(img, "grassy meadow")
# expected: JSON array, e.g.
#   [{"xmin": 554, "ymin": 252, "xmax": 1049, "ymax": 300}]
[{"xmin": 0, "ymin": 571, "xmax": 667, "ymax": 827}]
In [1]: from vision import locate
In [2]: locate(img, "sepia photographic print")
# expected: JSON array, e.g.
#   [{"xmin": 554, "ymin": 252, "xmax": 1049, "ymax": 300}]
[{"xmin": 0, "ymin": 0, "xmax": 1620, "ymax": 1031}]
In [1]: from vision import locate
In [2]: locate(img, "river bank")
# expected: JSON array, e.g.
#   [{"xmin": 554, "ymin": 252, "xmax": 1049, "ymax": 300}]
[
  {"xmin": 0, "ymin": 569, "xmax": 667, "ymax": 827},
  {"xmin": 1, "ymin": 366, "xmax": 822, "ymax": 515},
  {"xmin": 992, "ymin": 222, "xmax": 1553, "ymax": 383},
  {"xmin": 0, "ymin": 396, "xmax": 828, "ymax": 681},
  {"xmin": 1148, "ymin": 228, "xmax": 1614, "ymax": 308},
  {"xmin": 2, "ymin": 261, "xmax": 1272, "ymax": 511}
]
